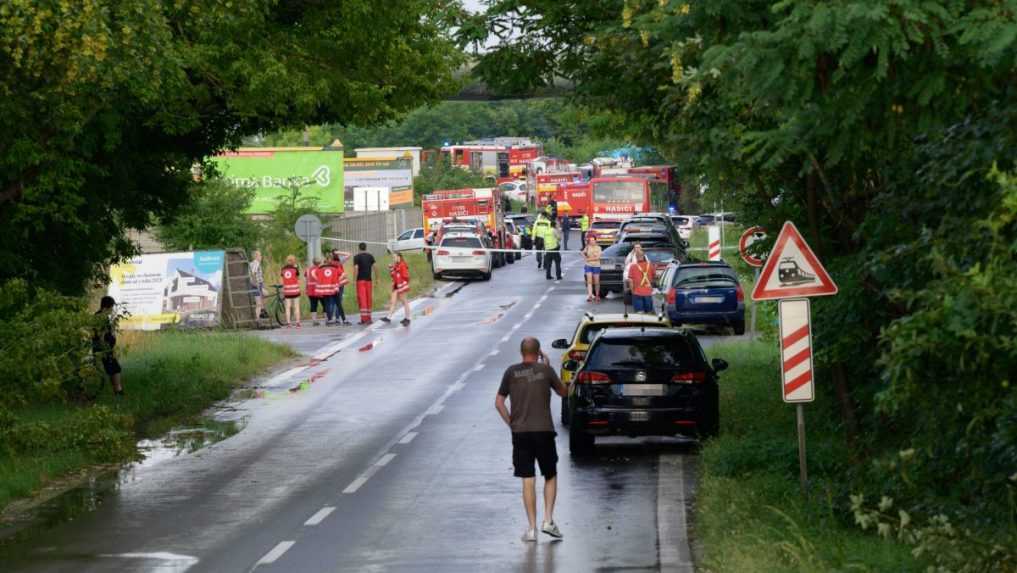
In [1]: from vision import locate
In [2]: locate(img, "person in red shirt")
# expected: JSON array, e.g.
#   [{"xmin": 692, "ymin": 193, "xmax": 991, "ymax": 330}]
[
  {"xmin": 626, "ymin": 251, "xmax": 655, "ymax": 314},
  {"xmin": 280, "ymin": 255, "xmax": 302, "ymax": 327},
  {"xmin": 380, "ymin": 252, "xmax": 412, "ymax": 326},
  {"xmin": 305, "ymin": 258, "xmax": 324, "ymax": 326}
]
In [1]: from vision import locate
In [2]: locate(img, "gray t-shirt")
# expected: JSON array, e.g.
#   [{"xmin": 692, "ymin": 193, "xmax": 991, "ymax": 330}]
[{"xmin": 498, "ymin": 362, "xmax": 560, "ymax": 433}]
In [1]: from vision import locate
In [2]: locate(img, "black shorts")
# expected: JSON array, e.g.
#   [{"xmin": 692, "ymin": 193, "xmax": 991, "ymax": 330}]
[
  {"xmin": 512, "ymin": 432, "xmax": 558, "ymax": 479},
  {"xmin": 101, "ymin": 355, "xmax": 122, "ymax": 377}
]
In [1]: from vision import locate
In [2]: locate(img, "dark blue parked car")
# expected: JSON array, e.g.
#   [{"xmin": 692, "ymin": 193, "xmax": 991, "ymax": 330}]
[{"xmin": 654, "ymin": 261, "xmax": 745, "ymax": 335}]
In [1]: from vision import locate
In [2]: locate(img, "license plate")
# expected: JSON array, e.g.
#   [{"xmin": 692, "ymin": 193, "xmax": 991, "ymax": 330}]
[
  {"xmin": 623, "ymin": 384, "xmax": 665, "ymax": 396},
  {"xmin": 629, "ymin": 411, "xmax": 650, "ymax": 422},
  {"xmin": 696, "ymin": 296, "xmax": 724, "ymax": 303},
  {"xmin": 452, "ymin": 256, "xmax": 472, "ymax": 261}
]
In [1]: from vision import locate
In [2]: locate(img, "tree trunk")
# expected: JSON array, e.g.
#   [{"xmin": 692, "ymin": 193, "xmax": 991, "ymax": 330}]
[{"xmin": 832, "ymin": 361, "xmax": 861, "ymax": 455}]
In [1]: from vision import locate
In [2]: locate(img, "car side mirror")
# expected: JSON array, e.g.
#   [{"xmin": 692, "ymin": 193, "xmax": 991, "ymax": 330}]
[
  {"xmin": 562, "ymin": 360, "xmax": 579, "ymax": 372},
  {"xmin": 712, "ymin": 358, "xmax": 728, "ymax": 372},
  {"xmin": 551, "ymin": 338, "xmax": 569, "ymax": 349}
]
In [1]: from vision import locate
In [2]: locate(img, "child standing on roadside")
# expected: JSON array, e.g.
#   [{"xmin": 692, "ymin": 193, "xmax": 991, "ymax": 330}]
[{"xmin": 380, "ymin": 252, "xmax": 412, "ymax": 327}]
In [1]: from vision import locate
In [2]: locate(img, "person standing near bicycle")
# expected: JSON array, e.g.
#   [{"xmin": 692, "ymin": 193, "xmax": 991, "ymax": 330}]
[
  {"xmin": 250, "ymin": 249, "xmax": 265, "ymax": 320},
  {"xmin": 281, "ymin": 255, "xmax": 302, "ymax": 328},
  {"xmin": 317, "ymin": 256, "xmax": 339, "ymax": 324}
]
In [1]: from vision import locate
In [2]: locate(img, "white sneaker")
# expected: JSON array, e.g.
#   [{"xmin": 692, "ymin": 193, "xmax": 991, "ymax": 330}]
[
  {"xmin": 541, "ymin": 520, "xmax": 563, "ymax": 540},
  {"xmin": 521, "ymin": 527, "xmax": 537, "ymax": 542}
]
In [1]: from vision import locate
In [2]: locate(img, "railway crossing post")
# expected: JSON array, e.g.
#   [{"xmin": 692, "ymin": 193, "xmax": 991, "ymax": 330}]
[{"xmin": 751, "ymin": 222, "xmax": 838, "ymax": 494}]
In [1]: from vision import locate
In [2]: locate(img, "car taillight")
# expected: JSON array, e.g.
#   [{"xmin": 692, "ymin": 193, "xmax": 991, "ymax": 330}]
[
  {"xmin": 666, "ymin": 287, "xmax": 676, "ymax": 305},
  {"xmin": 671, "ymin": 371, "xmax": 706, "ymax": 383},
  {"xmin": 736, "ymin": 284, "xmax": 745, "ymax": 302},
  {"xmin": 568, "ymin": 350, "xmax": 586, "ymax": 361},
  {"xmin": 576, "ymin": 371, "xmax": 612, "ymax": 384},
  {"xmin": 437, "ymin": 250, "xmax": 450, "ymax": 256},
  {"xmin": 472, "ymin": 250, "xmax": 486, "ymax": 256}
]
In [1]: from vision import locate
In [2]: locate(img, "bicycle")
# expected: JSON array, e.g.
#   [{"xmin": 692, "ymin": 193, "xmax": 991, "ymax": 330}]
[{"xmin": 264, "ymin": 284, "xmax": 286, "ymax": 327}]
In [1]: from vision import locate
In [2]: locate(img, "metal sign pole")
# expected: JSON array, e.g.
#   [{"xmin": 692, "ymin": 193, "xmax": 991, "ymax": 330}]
[
  {"xmin": 750, "ymin": 267, "xmax": 760, "ymax": 338},
  {"xmin": 796, "ymin": 404, "xmax": 808, "ymax": 493}
]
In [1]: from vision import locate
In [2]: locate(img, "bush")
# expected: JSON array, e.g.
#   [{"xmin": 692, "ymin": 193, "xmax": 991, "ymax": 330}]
[{"xmin": 0, "ymin": 280, "xmax": 106, "ymax": 407}]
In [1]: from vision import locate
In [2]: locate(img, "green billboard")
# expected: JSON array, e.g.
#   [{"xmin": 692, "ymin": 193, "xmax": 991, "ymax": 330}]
[{"xmin": 212, "ymin": 147, "xmax": 345, "ymax": 214}]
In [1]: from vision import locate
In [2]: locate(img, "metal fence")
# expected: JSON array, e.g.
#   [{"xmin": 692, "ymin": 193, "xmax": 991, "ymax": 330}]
[{"xmin": 324, "ymin": 208, "xmax": 422, "ymax": 258}]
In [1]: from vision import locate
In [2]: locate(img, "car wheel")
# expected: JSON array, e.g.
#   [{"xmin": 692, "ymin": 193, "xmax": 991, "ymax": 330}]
[
  {"xmin": 569, "ymin": 427, "xmax": 594, "ymax": 456},
  {"xmin": 433, "ymin": 272, "xmax": 442, "ymax": 281},
  {"xmin": 560, "ymin": 396, "xmax": 570, "ymax": 427},
  {"xmin": 482, "ymin": 271, "xmax": 492, "ymax": 281},
  {"xmin": 733, "ymin": 320, "xmax": 746, "ymax": 335}
]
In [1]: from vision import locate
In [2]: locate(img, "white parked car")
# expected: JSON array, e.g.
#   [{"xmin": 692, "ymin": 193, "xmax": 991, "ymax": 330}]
[
  {"xmin": 670, "ymin": 215, "xmax": 696, "ymax": 240},
  {"xmin": 497, "ymin": 180, "xmax": 529, "ymax": 202},
  {"xmin": 432, "ymin": 233, "xmax": 493, "ymax": 281},
  {"xmin": 389, "ymin": 227, "xmax": 426, "ymax": 252}
]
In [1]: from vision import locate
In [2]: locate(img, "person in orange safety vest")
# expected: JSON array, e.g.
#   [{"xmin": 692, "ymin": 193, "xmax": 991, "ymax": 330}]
[{"xmin": 627, "ymin": 251, "xmax": 655, "ymax": 314}]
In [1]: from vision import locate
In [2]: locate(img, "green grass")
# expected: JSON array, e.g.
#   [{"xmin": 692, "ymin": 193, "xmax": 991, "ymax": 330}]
[
  {"xmin": 0, "ymin": 331, "xmax": 294, "ymax": 511},
  {"xmin": 697, "ymin": 341, "xmax": 920, "ymax": 572}
]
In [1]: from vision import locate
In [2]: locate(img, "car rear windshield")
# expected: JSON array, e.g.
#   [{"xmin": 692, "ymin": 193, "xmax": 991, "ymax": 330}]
[
  {"xmin": 441, "ymin": 237, "xmax": 483, "ymax": 249},
  {"xmin": 602, "ymin": 242, "xmax": 668, "ymax": 257},
  {"xmin": 592, "ymin": 221, "xmax": 621, "ymax": 229},
  {"xmin": 579, "ymin": 322, "xmax": 657, "ymax": 344},
  {"xmin": 622, "ymin": 222, "xmax": 668, "ymax": 233},
  {"xmin": 672, "ymin": 216, "xmax": 690, "ymax": 225},
  {"xmin": 620, "ymin": 234, "xmax": 670, "ymax": 244},
  {"xmin": 644, "ymin": 250, "xmax": 675, "ymax": 263},
  {"xmin": 587, "ymin": 337, "xmax": 700, "ymax": 370},
  {"xmin": 672, "ymin": 266, "xmax": 738, "ymax": 287}
]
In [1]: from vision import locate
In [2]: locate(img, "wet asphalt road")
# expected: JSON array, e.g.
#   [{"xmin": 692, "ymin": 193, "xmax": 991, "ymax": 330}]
[{"xmin": 4, "ymin": 240, "xmax": 731, "ymax": 573}]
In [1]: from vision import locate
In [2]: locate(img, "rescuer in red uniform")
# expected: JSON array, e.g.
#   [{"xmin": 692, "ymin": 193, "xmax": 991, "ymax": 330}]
[
  {"xmin": 281, "ymin": 255, "xmax": 302, "ymax": 328},
  {"xmin": 380, "ymin": 252, "xmax": 412, "ymax": 327}
]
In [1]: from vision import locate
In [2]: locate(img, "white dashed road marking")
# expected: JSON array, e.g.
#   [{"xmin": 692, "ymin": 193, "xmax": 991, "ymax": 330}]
[
  {"xmin": 376, "ymin": 453, "xmax": 397, "ymax": 467},
  {"xmin": 304, "ymin": 507, "xmax": 335, "ymax": 526},
  {"xmin": 398, "ymin": 432, "xmax": 418, "ymax": 444},
  {"xmin": 257, "ymin": 541, "xmax": 295, "ymax": 565}
]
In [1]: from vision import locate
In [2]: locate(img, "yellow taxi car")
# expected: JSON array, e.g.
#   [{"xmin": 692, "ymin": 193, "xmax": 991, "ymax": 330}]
[{"xmin": 551, "ymin": 311, "xmax": 670, "ymax": 425}]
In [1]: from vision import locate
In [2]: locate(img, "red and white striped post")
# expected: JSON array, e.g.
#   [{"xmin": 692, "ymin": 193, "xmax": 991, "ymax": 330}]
[
  {"xmin": 779, "ymin": 299, "xmax": 814, "ymax": 492},
  {"xmin": 708, "ymin": 225, "xmax": 722, "ymax": 261}
]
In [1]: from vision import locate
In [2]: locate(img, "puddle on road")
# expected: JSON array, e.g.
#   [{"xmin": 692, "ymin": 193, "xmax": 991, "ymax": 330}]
[{"xmin": 0, "ymin": 416, "xmax": 245, "ymax": 555}]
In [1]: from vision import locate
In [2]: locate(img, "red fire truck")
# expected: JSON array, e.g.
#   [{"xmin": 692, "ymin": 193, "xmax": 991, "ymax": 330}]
[
  {"xmin": 588, "ymin": 176, "xmax": 670, "ymax": 221},
  {"xmin": 533, "ymin": 172, "xmax": 581, "ymax": 209},
  {"xmin": 628, "ymin": 165, "xmax": 680, "ymax": 211},
  {"xmin": 421, "ymin": 188, "xmax": 511, "ymax": 266},
  {"xmin": 440, "ymin": 140, "xmax": 542, "ymax": 185}
]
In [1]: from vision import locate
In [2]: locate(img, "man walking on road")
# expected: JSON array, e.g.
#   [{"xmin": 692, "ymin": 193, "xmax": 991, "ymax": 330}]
[
  {"xmin": 353, "ymin": 243, "xmax": 377, "ymax": 325},
  {"xmin": 495, "ymin": 337, "xmax": 568, "ymax": 542}
]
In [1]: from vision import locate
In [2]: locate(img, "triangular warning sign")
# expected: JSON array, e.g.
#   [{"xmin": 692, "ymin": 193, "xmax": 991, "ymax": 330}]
[{"xmin": 751, "ymin": 221, "xmax": 838, "ymax": 301}]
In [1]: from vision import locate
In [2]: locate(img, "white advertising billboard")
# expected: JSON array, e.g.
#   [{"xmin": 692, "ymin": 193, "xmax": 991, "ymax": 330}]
[{"xmin": 107, "ymin": 250, "xmax": 226, "ymax": 330}]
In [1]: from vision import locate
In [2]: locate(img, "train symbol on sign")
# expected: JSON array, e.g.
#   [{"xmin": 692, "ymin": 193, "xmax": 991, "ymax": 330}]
[{"xmin": 777, "ymin": 258, "xmax": 816, "ymax": 286}]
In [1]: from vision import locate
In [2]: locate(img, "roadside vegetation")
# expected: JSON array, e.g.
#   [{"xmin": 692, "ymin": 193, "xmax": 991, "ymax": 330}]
[
  {"xmin": 699, "ymin": 341, "xmax": 919, "ymax": 572},
  {"xmin": 468, "ymin": 2, "xmax": 1017, "ymax": 567},
  {"xmin": 0, "ymin": 318, "xmax": 294, "ymax": 512}
]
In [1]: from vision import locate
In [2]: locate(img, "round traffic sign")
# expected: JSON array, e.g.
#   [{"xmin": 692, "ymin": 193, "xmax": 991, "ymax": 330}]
[
  {"xmin": 294, "ymin": 214, "xmax": 323, "ymax": 242},
  {"xmin": 739, "ymin": 226, "xmax": 767, "ymax": 267}
]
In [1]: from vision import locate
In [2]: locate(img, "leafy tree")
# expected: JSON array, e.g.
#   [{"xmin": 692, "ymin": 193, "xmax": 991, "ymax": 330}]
[
  {"xmin": 0, "ymin": 0, "xmax": 465, "ymax": 294},
  {"xmin": 470, "ymin": 0, "xmax": 1017, "ymax": 549},
  {"xmin": 155, "ymin": 179, "xmax": 261, "ymax": 252}
]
